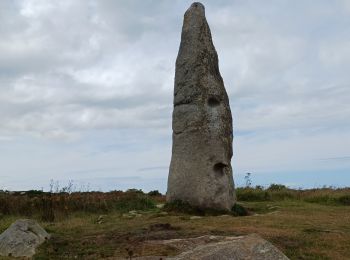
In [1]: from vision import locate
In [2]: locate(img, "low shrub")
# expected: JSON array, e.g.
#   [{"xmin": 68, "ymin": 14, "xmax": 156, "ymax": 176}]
[
  {"xmin": 148, "ymin": 190, "xmax": 162, "ymax": 196},
  {"xmin": 270, "ymin": 190, "xmax": 295, "ymax": 200},
  {"xmin": 113, "ymin": 193, "xmax": 156, "ymax": 212},
  {"xmin": 337, "ymin": 195, "xmax": 350, "ymax": 205},
  {"xmin": 236, "ymin": 188, "xmax": 270, "ymax": 201},
  {"xmin": 125, "ymin": 189, "xmax": 144, "ymax": 194},
  {"xmin": 231, "ymin": 203, "xmax": 249, "ymax": 216},
  {"xmin": 304, "ymin": 195, "xmax": 334, "ymax": 204},
  {"xmin": 268, "ymin": 184, "xmax": 287, "ymax": 191}
]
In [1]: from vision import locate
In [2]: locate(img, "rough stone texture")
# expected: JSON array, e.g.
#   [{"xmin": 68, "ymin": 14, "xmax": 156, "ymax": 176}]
[
  {"xmin": 130, "ymin": 234, "xmax": 289, "ymax": 260},
  {"xmin": 167, "ymin": 234, "xmax": 289, "ymax": 260},
  {"xmin": 0, "ymin": 219, "xmax": 50, "ymax": 258},
  {"xmin": 167, "ymin": 2, "xmax": 235, "ymax": 211}
]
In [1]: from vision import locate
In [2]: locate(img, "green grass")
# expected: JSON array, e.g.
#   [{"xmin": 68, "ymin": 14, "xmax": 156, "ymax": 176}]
[
  {"xmin": 0, "ymin": 187, "xmax": 349, "ymax": 259},
  {"xmin": 25, "ymin": 201, "xmax": 350, "ymax": 259}
]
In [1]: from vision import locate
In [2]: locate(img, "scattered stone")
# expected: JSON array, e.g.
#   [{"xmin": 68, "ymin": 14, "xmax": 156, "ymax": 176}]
[
  {"xmin": 267, "ymin": 211, "xmax": 280, "ymax": 215},
  {"xmin": 167, "ymin": 2, "xmax": 236, "ymax": 211},
  {"xmin": 189, "ymin": 216, "xmax": 202, "ymax": 220},
  {"xmin": 156, "ymin": 203, "xmax": 165, "ymax": 209},
  {"xmin": 0, "ymin": 219, "xmax": 50, "ymax": 258},
  {"xmin": 125, "ymin": 211, "xmax": 143, "ymax": 218},
  {"xmin": 121, "ymin": 210, "xmax": 142, "ymax": 218},
  {"xmin": 122, "ymin": 213, "xmax": 134, "ymax": 219},
  {"xmin": 97, "ymin": 215, "xmax": 106, "ymax": 224}
]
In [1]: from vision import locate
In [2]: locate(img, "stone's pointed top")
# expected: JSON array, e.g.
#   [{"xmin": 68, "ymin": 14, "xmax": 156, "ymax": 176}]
[
  {"xmin": 181, "ymin": 2, "xmax": 208, "ymax": 44},
  {"xmin": 185, "ymin": 2, "xmax": 205, "ymax": 19},
  {"xmin": 189, "ymin": 2, "xmax": 205, "ymax": 12}
]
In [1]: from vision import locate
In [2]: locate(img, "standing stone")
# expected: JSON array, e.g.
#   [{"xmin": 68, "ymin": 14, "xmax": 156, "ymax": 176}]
[{"xmin": 167, "ymin": 2, "xmax": 236, "ymax": 211}]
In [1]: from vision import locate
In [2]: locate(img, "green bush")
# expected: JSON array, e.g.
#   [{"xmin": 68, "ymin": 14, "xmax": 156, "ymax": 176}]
[
  {"xmin": 268, "ymin": 184, "xmax": 287, "ymax": 191},
  {"xmin": 125, "ymin": 189, "xmax": 144, "ymax": 194},
  {"xmin": 337, "ymin": 195, "xmax": 350, "ymax": 205},
  {"xmin": 148, "ymin": 190, "xmax": 162, "ymax": 196},
  {"xmin": 113, "ymin": 194, "xmax": 156, "ymax": 212},
  {"xmin": 25, "ymin": 190, "xmax": 45, "ymax": 197},
  {"xmin": 270, "ymin": 190, "xmax": 294, "ymax": 200},
  {"xmin": 236, "ymin": 188, "xmax": 270, "ymax": 201},
  {"xmin": 304, "ymin": 195, "xmax": 335, "ymax": 205},
  {"xmin": 231, "ymin": 203, "xmax": 249, "ymax": 216}
]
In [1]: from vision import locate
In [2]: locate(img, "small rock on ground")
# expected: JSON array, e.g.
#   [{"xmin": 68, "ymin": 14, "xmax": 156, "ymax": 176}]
[{"xmin": 190, "ymin": 216, "xmax": 203, "ymax": 220}]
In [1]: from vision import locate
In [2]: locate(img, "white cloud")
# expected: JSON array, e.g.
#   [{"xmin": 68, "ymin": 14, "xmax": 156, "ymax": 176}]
[
  {"xmin": 0, "ymin": 0, "xmax": 350, "ymax": 190},
  {"xmin": 319, "ymin": 41, "xmax": 350, "ymax": 67}
]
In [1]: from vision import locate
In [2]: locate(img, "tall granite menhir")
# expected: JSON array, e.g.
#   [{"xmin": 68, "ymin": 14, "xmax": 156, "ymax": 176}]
[{"xmin": 167, "ymin": 2, "xmax": 236, "ymax": 211}]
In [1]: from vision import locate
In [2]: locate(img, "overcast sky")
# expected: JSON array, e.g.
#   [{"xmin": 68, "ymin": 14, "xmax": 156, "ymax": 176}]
[{"xmin": 1, "ymin": 0, "xmax": 350, "ymax": 192}]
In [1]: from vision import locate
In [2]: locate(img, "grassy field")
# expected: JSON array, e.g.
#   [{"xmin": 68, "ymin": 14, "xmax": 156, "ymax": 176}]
[{"xmin": 0, "ymin": 187, "xmax": 349, "ymax": 259}]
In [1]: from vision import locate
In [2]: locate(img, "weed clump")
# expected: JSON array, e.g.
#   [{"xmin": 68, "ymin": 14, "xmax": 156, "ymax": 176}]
[
  {"xmin": 148, "ymin": 190, "xmax": 162, "ymax": 196},
  {"xmin": 231, "ymin": 203, "xmax": 249, "ymax": 216},
  {"xmin": 337, "ymin": 195, "xmax": 350, "ymax": 205}
]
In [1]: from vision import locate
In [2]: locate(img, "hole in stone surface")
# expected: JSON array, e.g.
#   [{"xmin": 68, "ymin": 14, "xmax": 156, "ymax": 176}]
[
  {"xmin": 213, "ymin": 163, "xmax": 227, "ymax": 175},
  {"xmin": 207, "ymin": 97, "xmax": 220, "ymax": 107}
]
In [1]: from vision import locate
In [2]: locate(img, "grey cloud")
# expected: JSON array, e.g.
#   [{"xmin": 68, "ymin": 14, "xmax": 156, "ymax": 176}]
[
  {"xmin": 1, "ymin": 0, "xmax": 350, "ymax": 141},
  {"xmin": 1, "ymin": 0, "xmax": 350, "ymax": 190},
  {"xmin": 318, "ymin": 156, "xmax": 350, "ymax": 161}
]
